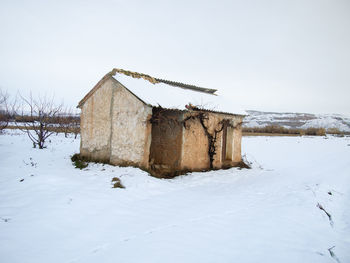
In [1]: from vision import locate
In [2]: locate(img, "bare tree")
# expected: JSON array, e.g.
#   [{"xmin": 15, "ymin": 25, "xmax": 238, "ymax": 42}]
[
  {"xmin": 69, "ymin": 108, "xmax": 80, "ymax": 139},
  {"xmin": 15, "ymin": 93, "xmax": 63, "ymax": 149},
  {"xmin": 58, "ymin": 107, "xmax": 71, "ymax": 138},
  {"xmin": 0, "ymin": 89, "xmax": 10, "ymax": 132},
  {"xmin": 57, "ymin": 107, "xmax": 80, "ymax": 138}
]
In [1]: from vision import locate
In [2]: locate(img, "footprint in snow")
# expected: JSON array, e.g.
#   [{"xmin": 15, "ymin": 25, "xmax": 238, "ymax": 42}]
[
  {"xmin": 91, "ymin": 244, "xmax": 108, "ymax": 254},
  {"xmin": 1, "ymin": 217, "xmax": 11, "ymax": 222}
]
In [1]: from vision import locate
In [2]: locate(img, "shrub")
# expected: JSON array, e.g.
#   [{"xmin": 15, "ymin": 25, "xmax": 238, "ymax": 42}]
[{"xmin": 71, "ymin": 154, "xmax": 88, "ymax": 169}]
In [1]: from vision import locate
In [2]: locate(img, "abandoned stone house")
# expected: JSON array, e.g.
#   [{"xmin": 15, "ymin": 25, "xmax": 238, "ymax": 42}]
[{"xmin": 77, "ymin": 68, "xmax": 246, "ymax": 177}]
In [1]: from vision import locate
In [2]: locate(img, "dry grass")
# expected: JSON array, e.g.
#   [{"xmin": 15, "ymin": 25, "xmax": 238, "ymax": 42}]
[
  {"xmin": 243, "ymin": 125, "xmax": 329, "ymax": 136},
  {"xmin": 243, "ymin": 132, "xmax": 301, "ymax": 137},
  {"xmin": 111, "ymin": 177, "xmax": 125, "ymax": 189}
]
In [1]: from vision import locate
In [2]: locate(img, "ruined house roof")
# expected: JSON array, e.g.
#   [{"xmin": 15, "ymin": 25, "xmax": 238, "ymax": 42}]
[
  {"xmin": 110, "ymin": 68, "xmax": 217, "ymax": 94},
  {"xmin": 77, "ymin": 68, "xmax": 246, "ymax": 115}
]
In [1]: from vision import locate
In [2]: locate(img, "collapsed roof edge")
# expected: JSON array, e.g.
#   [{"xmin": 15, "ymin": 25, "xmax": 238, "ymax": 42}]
[{"xmin": 110, "ymin": 68, "xmax": 217, "ymax": 94}]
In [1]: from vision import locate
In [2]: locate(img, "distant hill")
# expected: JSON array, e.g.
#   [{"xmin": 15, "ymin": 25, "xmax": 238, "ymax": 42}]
[{"xmin": 243, "ymin": 110, "xmax": 350, "ymax": 132}]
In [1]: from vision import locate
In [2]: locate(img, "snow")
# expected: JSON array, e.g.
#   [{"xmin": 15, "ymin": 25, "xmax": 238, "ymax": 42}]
[
  {"xmin": 301, "ymin": 116, "xmax": 350, "ymax": 131},
  {"xmin": 1, "ymin": 130, "xmax": 350, "ymax": 262},
  {"xmin": 113, "ymin": 74, "xmax": 246, "ymax": 115}
]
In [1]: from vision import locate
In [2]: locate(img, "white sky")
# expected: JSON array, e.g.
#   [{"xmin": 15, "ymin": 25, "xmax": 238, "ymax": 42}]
[{"xmin": 1, "ymin": 0, "xmax": 349, "ymax": 115}]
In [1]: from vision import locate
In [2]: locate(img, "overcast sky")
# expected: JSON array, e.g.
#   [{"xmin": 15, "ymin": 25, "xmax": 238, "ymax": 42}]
[{"xmin": 1, "ymin": 0, "xmax": 349, "ymax": 115}]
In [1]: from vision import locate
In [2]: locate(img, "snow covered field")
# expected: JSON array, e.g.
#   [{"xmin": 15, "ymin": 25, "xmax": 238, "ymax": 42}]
[{"xmin": 1, "ymin": 131, "xmax": 350, "ymax": 263}]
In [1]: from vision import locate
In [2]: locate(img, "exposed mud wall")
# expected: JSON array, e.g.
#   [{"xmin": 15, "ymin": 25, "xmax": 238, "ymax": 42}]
[
  {"xmin": 80, "ymin": 78, "xmax": 114, "ymax": 162},
  {"xmin": 181, "ymin": 113, "xmax": 205, "ymax": 170},
  {"xmin": 149, "ymin": 108, "xmax": 183, "ymax": 175},
  {"xmin": 222, "ymin": 116, "xmax": 243, "ymax": 166},
  {"xmin": 109, "ymin": 80, "xmax": 152, "ymax": 168},
  {"xmin": 181, "ymin": 112, "xmax": 243, "ymax": 171},
  {"xmin": 233, "ymin": 118, "xmax": 243, "ymax": 163},
  {"xmin": 181, "ymin": 112, "xmax": 222, "ymax": 170}
]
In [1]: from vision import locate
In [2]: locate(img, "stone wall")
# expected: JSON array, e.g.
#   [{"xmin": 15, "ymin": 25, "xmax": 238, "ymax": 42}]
[
  {"xmin": 80, "ymin": 77, "xmax": 153, "ymax": 167},
  {"xmin": 109, "ymin": 80, "xmax": 152, "ymax": 168},
  {"xmin": 80, "ymin": 78, "xmax": 114, "ymax": 162}
]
